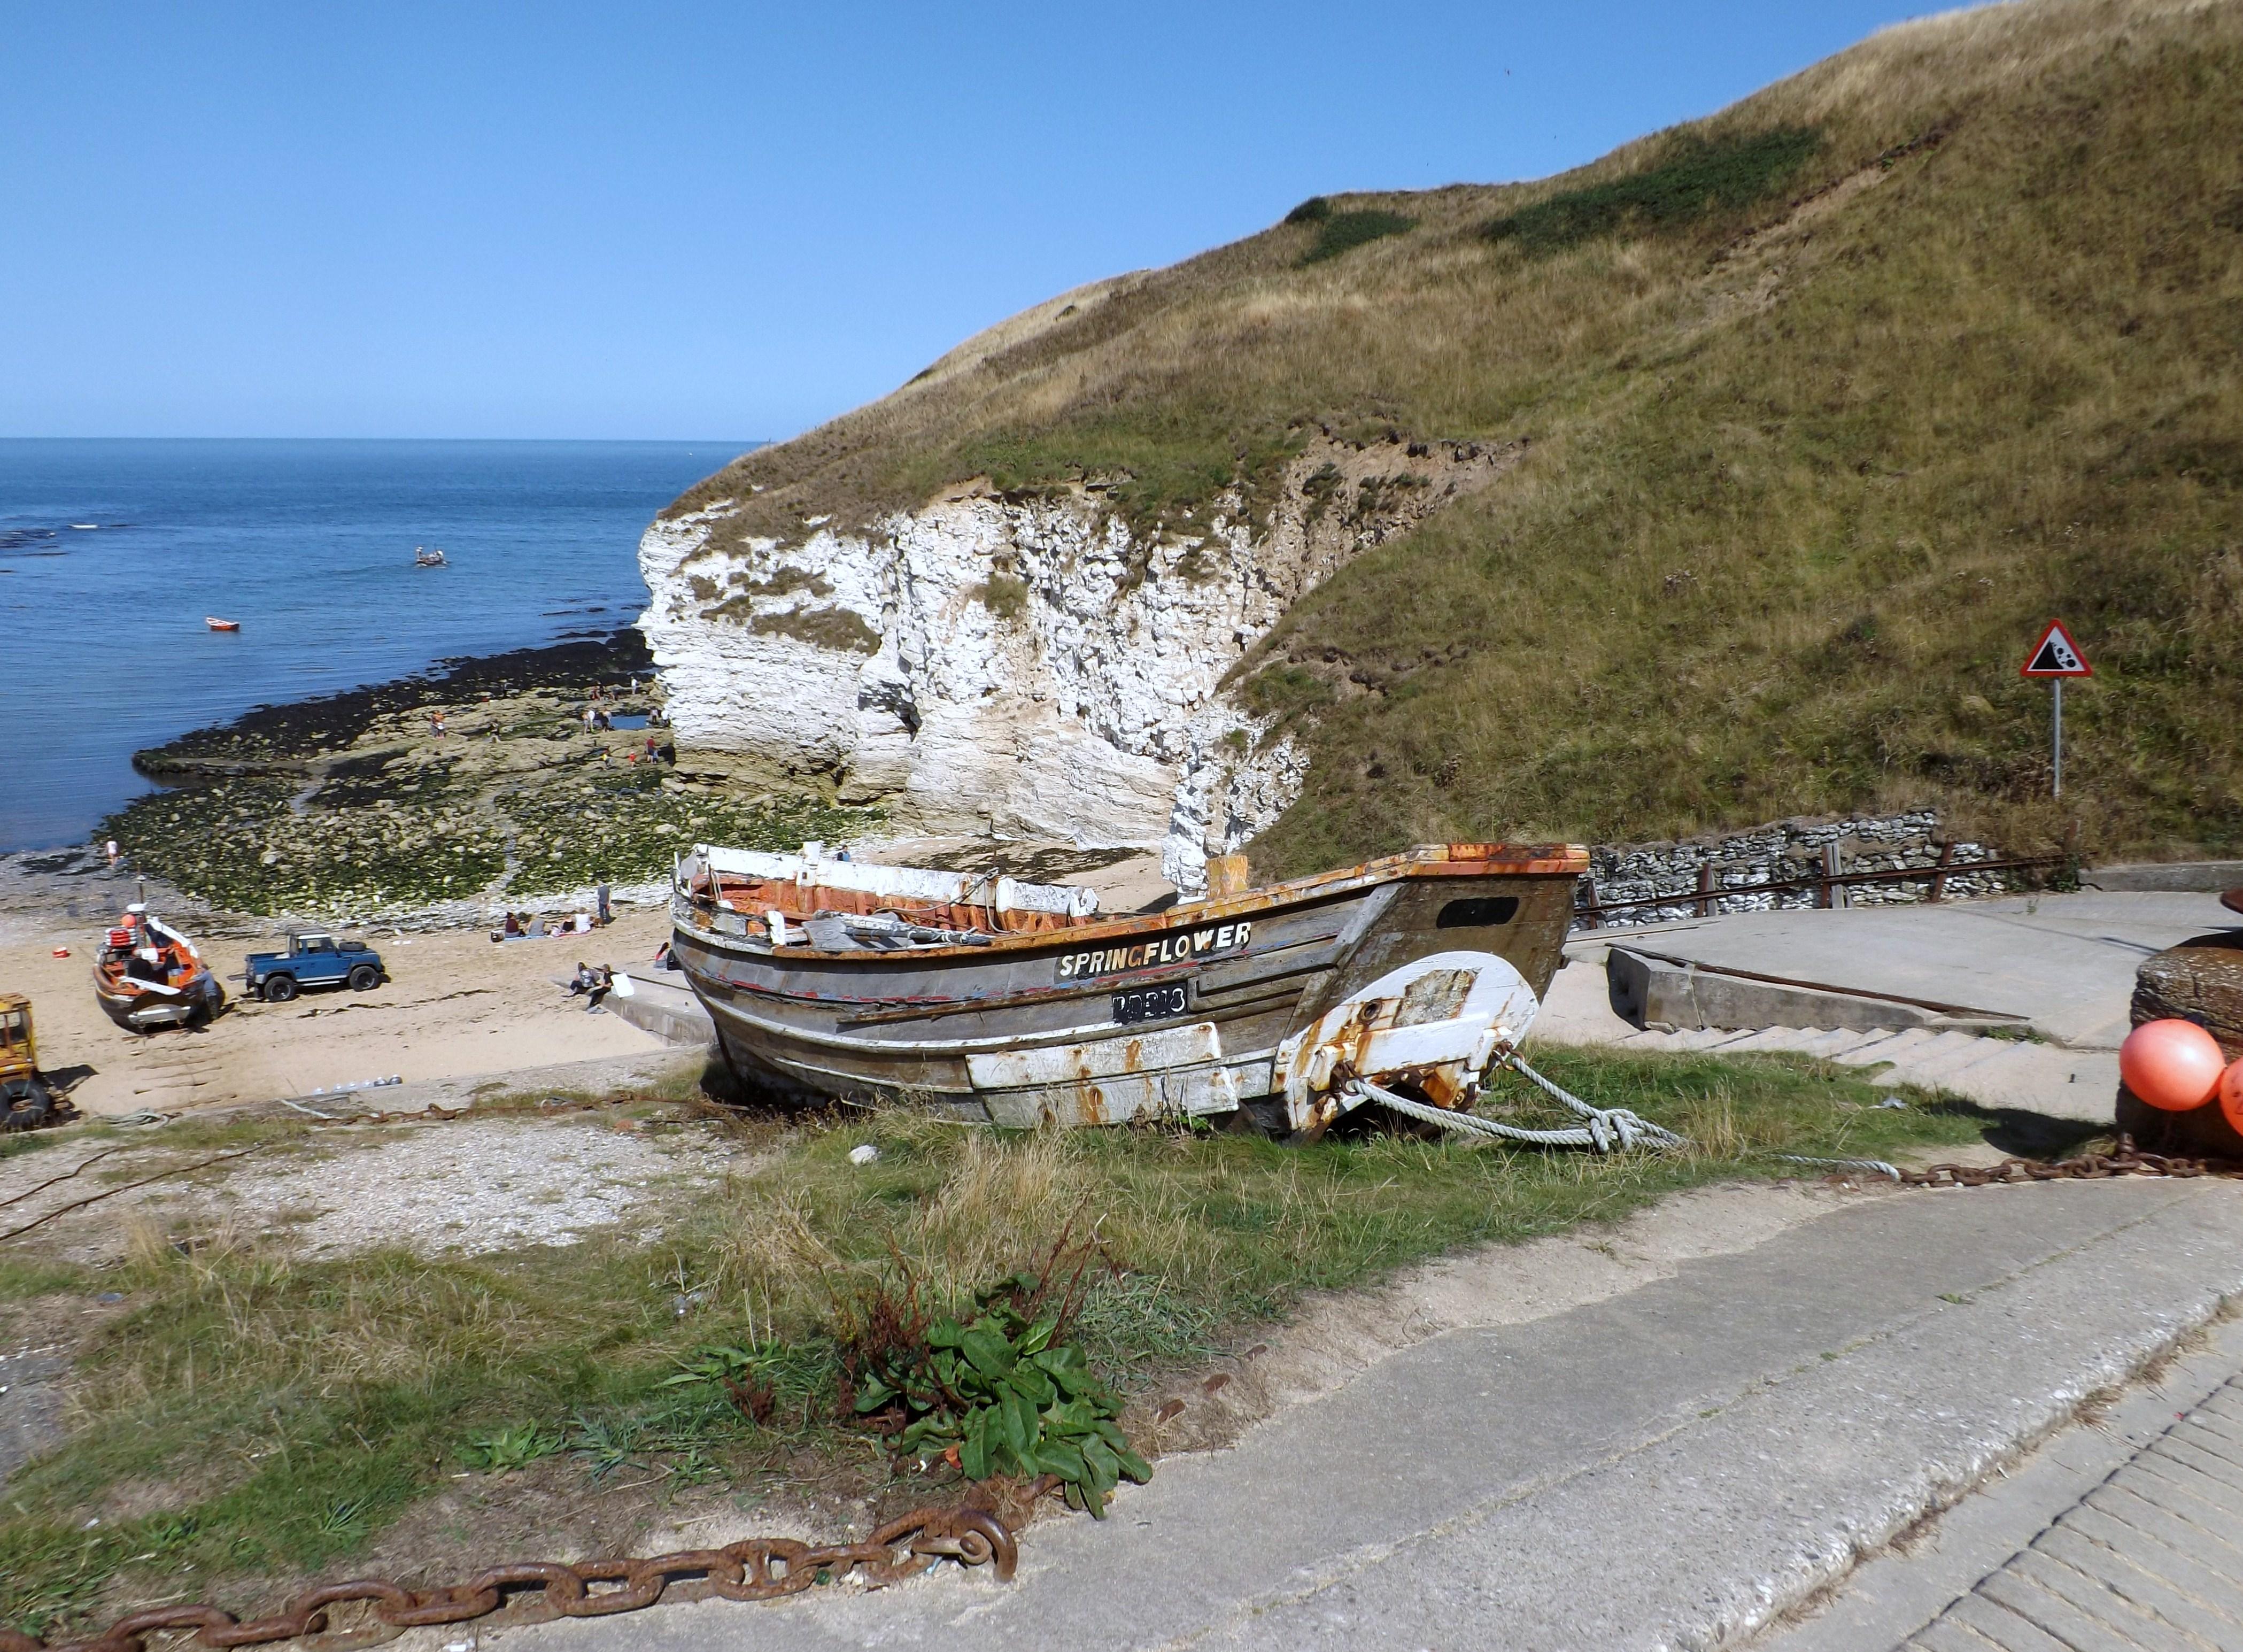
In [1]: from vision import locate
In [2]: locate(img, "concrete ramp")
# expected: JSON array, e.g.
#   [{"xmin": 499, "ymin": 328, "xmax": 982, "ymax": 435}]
[
  {"xmin": 1582, "ymin": 891, "xmax": 2238, "ymax": 1048},
  {"xmin": 607, "ymin": 970, "xmax": 715, "ymax": 1048},
  {"xmin": 1605, "ymin": 945, "xmax": 2023, "ymax": 1035}
]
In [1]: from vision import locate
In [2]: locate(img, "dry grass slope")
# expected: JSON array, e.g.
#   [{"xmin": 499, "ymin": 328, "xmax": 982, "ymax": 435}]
[{"xmin": 669, "ymin": 0, "xmax": 2243, "ymax": 869}]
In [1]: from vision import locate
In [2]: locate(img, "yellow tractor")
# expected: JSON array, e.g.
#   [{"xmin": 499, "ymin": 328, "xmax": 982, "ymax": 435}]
[{"xmin": 0, "ymin": 993, "xmax": 60, "ymax": 1131}]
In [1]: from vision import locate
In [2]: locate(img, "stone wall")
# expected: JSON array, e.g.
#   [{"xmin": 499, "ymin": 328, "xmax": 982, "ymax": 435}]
[{"xmin": 1576, "ymin": 811, "xmax": 2016, "ymax": 930}]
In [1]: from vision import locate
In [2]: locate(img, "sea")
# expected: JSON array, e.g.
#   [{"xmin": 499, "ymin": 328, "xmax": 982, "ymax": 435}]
[{"xmin": 0, "ymin": 438, "xmax": 751, "ymax": 853}]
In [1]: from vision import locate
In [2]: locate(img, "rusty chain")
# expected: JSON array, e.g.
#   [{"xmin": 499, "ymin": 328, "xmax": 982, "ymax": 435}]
[
  {"xmin": 1822, "ymin": 1133, "xmax": 2243, "ymax": 1190},
  {"xmin": 0, "ymin": 1504, "xmax": 1016, "ymax": 1652}
]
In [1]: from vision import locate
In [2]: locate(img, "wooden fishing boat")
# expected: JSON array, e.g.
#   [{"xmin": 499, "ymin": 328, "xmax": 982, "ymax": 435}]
[
  {"xmin": 205, "ymin": 617, "xmax": 241, "ymax": 632},
  {"xmin": 670, "ymin": 843, "xmax": 1585, "ymax": 1134},
  {"xmin": 92, "ymin": 905, "xmax": 226, "ymax": 1031}
]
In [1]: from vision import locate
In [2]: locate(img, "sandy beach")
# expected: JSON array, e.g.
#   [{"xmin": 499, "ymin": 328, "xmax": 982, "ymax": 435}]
[
  {"xmin": 0, "ymin": 836, "xmax": 1174, "ymax": 1122},
  {"xmin": 1, "ymin": 906, "xmax": 676, "ymax": 1119}
]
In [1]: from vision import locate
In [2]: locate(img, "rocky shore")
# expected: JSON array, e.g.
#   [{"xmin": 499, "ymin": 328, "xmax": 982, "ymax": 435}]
[{"xmin": 63, "ymin": 629, "xmax": 878, "ymax": 925}]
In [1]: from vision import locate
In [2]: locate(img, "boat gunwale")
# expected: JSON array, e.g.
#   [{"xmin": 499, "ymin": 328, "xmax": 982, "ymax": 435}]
[{"xmin": 678, "ymin": 843, "xmax": 1587, "ymax": 970}]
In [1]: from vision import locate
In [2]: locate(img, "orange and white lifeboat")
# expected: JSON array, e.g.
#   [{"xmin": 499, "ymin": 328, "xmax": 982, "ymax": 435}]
[{"xmin": 91, "ymin": 905, "xmax": 226, "ymax": 1031}]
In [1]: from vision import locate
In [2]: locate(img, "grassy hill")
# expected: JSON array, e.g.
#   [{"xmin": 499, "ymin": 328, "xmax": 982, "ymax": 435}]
[{"xmin": 671, "ymin": 0, "xmax": 2243, "ymax": 874}]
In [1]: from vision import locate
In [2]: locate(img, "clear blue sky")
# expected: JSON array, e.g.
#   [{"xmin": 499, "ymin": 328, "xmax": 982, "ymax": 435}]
[{"xmin": 2, "ymin": 2, "xmax": 1956, "ymax": 442}]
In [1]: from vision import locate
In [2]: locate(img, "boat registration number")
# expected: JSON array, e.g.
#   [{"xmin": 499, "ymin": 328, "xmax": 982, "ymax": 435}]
[{"xmin": 1112, "ymin": 983, "xmax": 1189, "ymax": 1025}]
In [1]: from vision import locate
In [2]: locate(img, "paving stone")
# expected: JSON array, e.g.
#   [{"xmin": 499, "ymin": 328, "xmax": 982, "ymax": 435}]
[
  {"xmin": 2167, "ymin": 1418, "xmax": 2243, "ymax": 1468},
  {"xmin": 2083, "ymin": 1481, "xmax": 2243, "ymax": 1568},
  {"xmin": 2065, "ymin": 1504, "xmax": 2243, "ymax": 1615},
  {"xmin": 1881, "ymin": 1349, "xmax": 2243, "ymax": 1652},
  {"xmin": 2038, "ymin": 1528, "xmax": 2243, "ymax": 1651},
  {"xmin": 1978, "ymin": 1566, "xmax": 2177, "ymax": 1652},
  {"xmin": 1944, "ymin": 1592, "xmax": 2074, "ymax": 1652},
  {"xmin": 1907, "ymin": 1618, "xmax": 2004, "ymax": 1652},
  {"xmin": 2148, "ymin": 1429, "xmax": 2243, "ymax": 1488},
  {"xmin": 2169, "ymin": 1396, "xmax": 2243, "ymax": 1450},
  {"xmin": 2003, "ymin": 1549, "xmax": 2205, "ymax": 1652},
  {"xmin": 2191, "ymin": 1387, "xmax": 2243, "ymax": 1430},
  {"xmin": 2123, "ymin": 1450, "xmax": 2243, "ymax": 1529}
]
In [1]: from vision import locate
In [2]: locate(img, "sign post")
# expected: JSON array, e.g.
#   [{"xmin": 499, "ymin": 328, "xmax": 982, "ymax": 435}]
[{"xmin": 2019, "ymin": 620, "xmax": 2092, "ymax": 798}]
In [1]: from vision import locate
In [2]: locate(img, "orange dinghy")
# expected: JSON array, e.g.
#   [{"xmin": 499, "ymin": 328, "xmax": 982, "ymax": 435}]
[
  {"xmin": 205, "ymin": 617, "xmax": 241, "ymax": 631},
  {"xmin": 92, "ymin": 905, "xmax": 226, "ymax": 1031}
]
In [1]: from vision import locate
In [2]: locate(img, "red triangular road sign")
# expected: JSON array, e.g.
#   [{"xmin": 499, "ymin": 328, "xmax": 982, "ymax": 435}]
[{"xmin": 2020, "ymin": 619, "xmax": 2092, "ymax": 678}]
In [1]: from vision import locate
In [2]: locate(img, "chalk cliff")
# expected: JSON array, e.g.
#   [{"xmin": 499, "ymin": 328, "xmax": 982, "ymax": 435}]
[{"xmin": 637, "ymin": 438, "xmax": 1512, "ymax": 891}]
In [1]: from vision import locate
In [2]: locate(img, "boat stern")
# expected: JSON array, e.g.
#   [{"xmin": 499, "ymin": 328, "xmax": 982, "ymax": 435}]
[{"xmin": 1274, "ymin": 950, "xmax": 1543, "ymax": 1140}]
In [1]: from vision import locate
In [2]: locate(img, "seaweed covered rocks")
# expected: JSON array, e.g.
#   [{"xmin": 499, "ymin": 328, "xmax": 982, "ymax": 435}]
[{"xmin": 103, "ymin": 630, "xmax": 878, "ymax": 921}]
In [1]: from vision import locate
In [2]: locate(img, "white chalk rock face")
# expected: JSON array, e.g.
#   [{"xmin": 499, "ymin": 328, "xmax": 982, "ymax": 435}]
[{"xmin": 637, "ymin": 441, "xmax": 1515, "ymax": 892}]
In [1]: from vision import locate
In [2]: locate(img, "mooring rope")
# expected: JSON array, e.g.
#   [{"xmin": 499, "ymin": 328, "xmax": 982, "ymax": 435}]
[{"xmin": 1343, "ymin": 1048, "xmax": 1688, "ymax": 1154}]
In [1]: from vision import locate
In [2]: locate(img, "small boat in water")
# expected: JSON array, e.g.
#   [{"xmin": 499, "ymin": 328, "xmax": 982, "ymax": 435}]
[
  {"xmin": 670, "ymin": 842, "xmax": 1584, "ymax": 1137},
  {"xmin": 414, "ymin": 546, "xmax": 448, "ymax": 567},
  {"xmin": 92, "ymin": 905, "xmax": 226, "ymax": 1031},
  {"xmin": 205, "ymin": 617, "xmax": 241, "ymax": 632}
]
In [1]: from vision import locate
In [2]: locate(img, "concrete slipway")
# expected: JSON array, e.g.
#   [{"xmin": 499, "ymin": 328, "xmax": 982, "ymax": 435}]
[
  {"xmin": 458, "ymin": 892, "xmax": 2243, "ymax": 1652},
  {"xmin": 479, "ymin": 1178, "xmax": 2243, "ymax": 1652}
]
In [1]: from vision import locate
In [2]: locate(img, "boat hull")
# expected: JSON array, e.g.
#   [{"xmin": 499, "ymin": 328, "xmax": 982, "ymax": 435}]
[
  {"xmin": 672, "ymin": 849, "xmax": 1580, "ymax": 1125},
  {"xmin": 92, "ymin": 967, "xmax": 222, "ymax": 1031}
]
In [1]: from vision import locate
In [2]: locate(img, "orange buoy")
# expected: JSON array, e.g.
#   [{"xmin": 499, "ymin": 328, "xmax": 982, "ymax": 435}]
[
  {"xmin": 2120, "ymin": 1018, "xmax": 2227, "ymax": 1111},
  {"xmin": 2220, "ymin": 1057, "xmax": 2243, "ymax": 1133}
]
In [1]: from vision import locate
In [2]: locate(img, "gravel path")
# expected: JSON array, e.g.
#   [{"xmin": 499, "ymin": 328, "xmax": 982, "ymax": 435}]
[{"xmin": 208, "ymin": 1118, "xmax": 713, "ymax": 1256}]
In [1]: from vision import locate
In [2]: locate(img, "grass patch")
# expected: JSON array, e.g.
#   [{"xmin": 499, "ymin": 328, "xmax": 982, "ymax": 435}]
[
  {"xmin": 0, "ymin": 1048, "xmax": 1990, "ymax": 1634},
  {"xmin": 1301, "ymin": 209, "xmax": 1418, "ymax": 265},
  {"xmin": 975, "ymin": 573, "xmax": 1030, "ymax": 621},
  {"xmin": 745, "ymin": 606, "xmax": 881, "ymax": 654},
  {"xmin": 1481, "ymin": 126, "xmax": 1820, "ymax": 255}
]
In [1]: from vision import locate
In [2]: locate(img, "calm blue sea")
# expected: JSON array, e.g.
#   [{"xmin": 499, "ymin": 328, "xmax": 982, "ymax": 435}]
[{"xmin": 0, "ymin": 438, "xmax": 750, "ymax": 852}]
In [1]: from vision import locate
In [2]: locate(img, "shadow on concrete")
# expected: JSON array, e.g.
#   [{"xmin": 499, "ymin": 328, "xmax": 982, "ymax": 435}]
[{"xmin": 1924, "ymin": 1099, "xmax": 2111, "ymax": 1160}]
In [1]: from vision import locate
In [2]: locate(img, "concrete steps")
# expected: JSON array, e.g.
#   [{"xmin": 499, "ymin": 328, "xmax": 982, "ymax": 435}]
[
  {"xmin": 1611, "ymin": 1021, "xmax": 2118, "ymax": 1122},
  {"xmin": 605, "ymin": 970, "xmax": 715, "ymax": 1048}
]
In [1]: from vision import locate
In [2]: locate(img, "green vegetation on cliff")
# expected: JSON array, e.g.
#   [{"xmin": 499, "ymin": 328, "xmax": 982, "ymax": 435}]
[{"xmin": 672, "ymin": 0, "xmax": 2243, "ymax": 869}]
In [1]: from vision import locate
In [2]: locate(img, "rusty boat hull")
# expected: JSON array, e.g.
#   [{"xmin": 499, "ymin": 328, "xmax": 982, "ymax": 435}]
[{"xmin": 670, "ymin": 844, "xmax": 1584, "ymax": 1128}]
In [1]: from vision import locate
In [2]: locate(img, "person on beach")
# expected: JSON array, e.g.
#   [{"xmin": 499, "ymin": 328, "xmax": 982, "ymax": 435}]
[{"xmin": 104, "ymin": 838, "xmax": 119, "ymax": 869}]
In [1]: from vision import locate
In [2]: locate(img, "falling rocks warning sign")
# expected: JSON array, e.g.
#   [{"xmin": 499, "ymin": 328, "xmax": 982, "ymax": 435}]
[{"xmin": 2021, "ymin": 619, "xmax": 2093, "ymax": 678}]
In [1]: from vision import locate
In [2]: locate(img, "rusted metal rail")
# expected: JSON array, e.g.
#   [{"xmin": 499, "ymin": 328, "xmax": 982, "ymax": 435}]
[
  {"xmin": 0, "ymin": 1504, "xmax": 1015, "ymax": 1652},
  {"xmin": 1573, "ymin": 854, "xmax": 2064, "ymax": 928}
]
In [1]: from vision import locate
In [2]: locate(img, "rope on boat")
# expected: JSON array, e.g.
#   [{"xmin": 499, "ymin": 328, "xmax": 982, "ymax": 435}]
[{"xmin": 1344, "ymin": 1049, "xmax": 1688, "ymax": 1154}]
